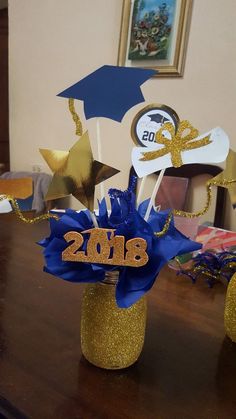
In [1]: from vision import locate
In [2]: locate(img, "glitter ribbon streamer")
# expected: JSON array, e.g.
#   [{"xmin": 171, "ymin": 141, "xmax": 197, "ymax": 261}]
[
  {"xmin": 1, "ymin": 178, "xmax": 235, "ymax": 235},
  {"xmin": 140, "ymin": 120, "xmax": 211, "ymax": 168},
  {"xmin": 210, "ymin": 149, "xmax": 236, "ymax": 208},
  {"xmin": 175, "ymin": 179, "xmax": 236, "ymax": 218},
  {"xmin": 0, "ymin": 195, "xmax": 59, "ymax": 224},
  {"xmin": 177, "ymin": 251, "xmax": 236, "ymax": 286},
  {"xmin": 68, "ymin": 98, "xmax": 83, "ymax": 136},
  {"xmin": 154, "ymin": 211, "xmax": 173, "ymax": 237},
  {"xmin": 154, "ymin": 178, "xmax": 236, "ymax": 236},
  {"xmin": 138, "ymin": 177, "xmax": 236, "ymax": 238}
]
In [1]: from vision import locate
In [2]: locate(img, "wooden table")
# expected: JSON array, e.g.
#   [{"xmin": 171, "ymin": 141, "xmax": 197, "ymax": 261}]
[{"xmin": 0, "ymin": 214, "xmax": 236, "ymax": 419}]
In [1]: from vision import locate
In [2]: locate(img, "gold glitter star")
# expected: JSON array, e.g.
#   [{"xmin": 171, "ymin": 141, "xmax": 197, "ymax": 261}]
[
  {"xmin": 40, "ymin": 131, "xmax": 120, "ymax": 211},
  {"xmin": 210, "ymin": 149, "xmax": 236, "ymax": 208}
]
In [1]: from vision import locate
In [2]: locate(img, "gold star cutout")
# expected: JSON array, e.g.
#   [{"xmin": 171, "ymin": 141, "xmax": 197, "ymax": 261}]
[
  {"xmin": 40, "ymin": 131, "xmax": 120, "ymax": 211},
  {"xmin": 210, "ymin": 149, "xmax": 236, "ymax": 208}
]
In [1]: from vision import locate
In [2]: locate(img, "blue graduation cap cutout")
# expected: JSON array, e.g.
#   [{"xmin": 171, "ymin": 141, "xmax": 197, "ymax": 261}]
[{"xmin": 57, "ymin": 65, "xmax": 157, "ymax": 122}]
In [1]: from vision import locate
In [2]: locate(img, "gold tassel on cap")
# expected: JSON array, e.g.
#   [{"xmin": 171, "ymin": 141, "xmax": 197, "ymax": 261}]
[{"xmin": 68, "ymin": 98, "xmax": 83, "ymax": 137}]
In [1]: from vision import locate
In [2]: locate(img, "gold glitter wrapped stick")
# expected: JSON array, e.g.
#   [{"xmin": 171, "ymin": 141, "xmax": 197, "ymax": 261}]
[
  {"xmin": 0, "ymin": 195, "xmax": 59, "ymax": 224},
  {"xmin": 140, "ymin": 121, "xmax": 211, "ymax": 168}
]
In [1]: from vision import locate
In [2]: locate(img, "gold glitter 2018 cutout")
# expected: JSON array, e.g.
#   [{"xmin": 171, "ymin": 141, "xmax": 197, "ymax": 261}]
[{"xmin": 62, "ymin": 228, "xmax": 149, "ymax": 267}]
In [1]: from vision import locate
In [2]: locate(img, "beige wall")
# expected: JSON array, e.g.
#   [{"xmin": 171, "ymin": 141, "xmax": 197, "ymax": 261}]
[{"xmin": 8, "ymin": 0, "xmax": 236, "ymax": 229}]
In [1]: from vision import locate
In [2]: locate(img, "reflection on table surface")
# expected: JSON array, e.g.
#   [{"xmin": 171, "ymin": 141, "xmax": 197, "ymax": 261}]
[{"xmin": 0, "ymin": 213, "xmax": 236, "ymax": 419}]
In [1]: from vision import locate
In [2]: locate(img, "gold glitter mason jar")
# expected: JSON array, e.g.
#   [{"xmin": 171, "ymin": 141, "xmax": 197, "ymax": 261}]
[
  {"xmin": 224, "ymin": 272, "xmax": 236, "ymax": 343},
  {"xmin": 81, "ymin": 271, "xmax": 147, "ymax": 369}
]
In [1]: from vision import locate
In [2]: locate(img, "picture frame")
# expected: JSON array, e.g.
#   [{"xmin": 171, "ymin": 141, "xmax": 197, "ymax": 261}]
[{"xmin": 117, "ymin": 0, "xmax": 193, "ymax": 77}]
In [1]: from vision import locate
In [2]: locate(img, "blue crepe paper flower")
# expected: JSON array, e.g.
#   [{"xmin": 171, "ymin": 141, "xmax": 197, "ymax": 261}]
[{"xmin": 39, "ymin": 190, "xmax": 202, "ymax": 308}]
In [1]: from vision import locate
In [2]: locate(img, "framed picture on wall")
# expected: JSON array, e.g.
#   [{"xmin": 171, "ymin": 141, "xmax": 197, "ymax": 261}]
[{"xmin": 117, "ymin": 0, "xmax": 193, "ymax": 77}]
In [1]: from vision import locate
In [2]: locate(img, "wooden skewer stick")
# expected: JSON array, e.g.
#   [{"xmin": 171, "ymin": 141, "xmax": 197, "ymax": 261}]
[
  {"xmin": 136, "ymin": 176, "xmax": 146, "ymax": 208},
  {"xmin": 90, "ymin": 210, "xmax": 99, "ymax": 228},
  {"xmin": 96, "ymin": 118, "xmax": 105, "ymax": 201},
  {"xmin": 144, "ymin": 169, "xmax": 165, "ymax": 221}
]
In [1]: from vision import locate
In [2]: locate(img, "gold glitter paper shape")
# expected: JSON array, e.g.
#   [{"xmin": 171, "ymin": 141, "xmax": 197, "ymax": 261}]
[
  {"xmin": 225, "ymin": 272, "xmax": 236, "ymax": 343},
  {"xmin": 140, "ymin": 120, "xmax": 211, "ymax": 168},
  {"xmin": 209, "ymin": 149, "xmax": 236, "ymax": 207},
  {"xmin": 62, "ymin": 228, "xmax": 149, "ymax": 267},
  {"xmin": 81, "ymin": 272, "xmax": 147, "ymax": 369},
  {"xmin": 40, "ymin": 131, "xmax": 120, "ymax": 211}
]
